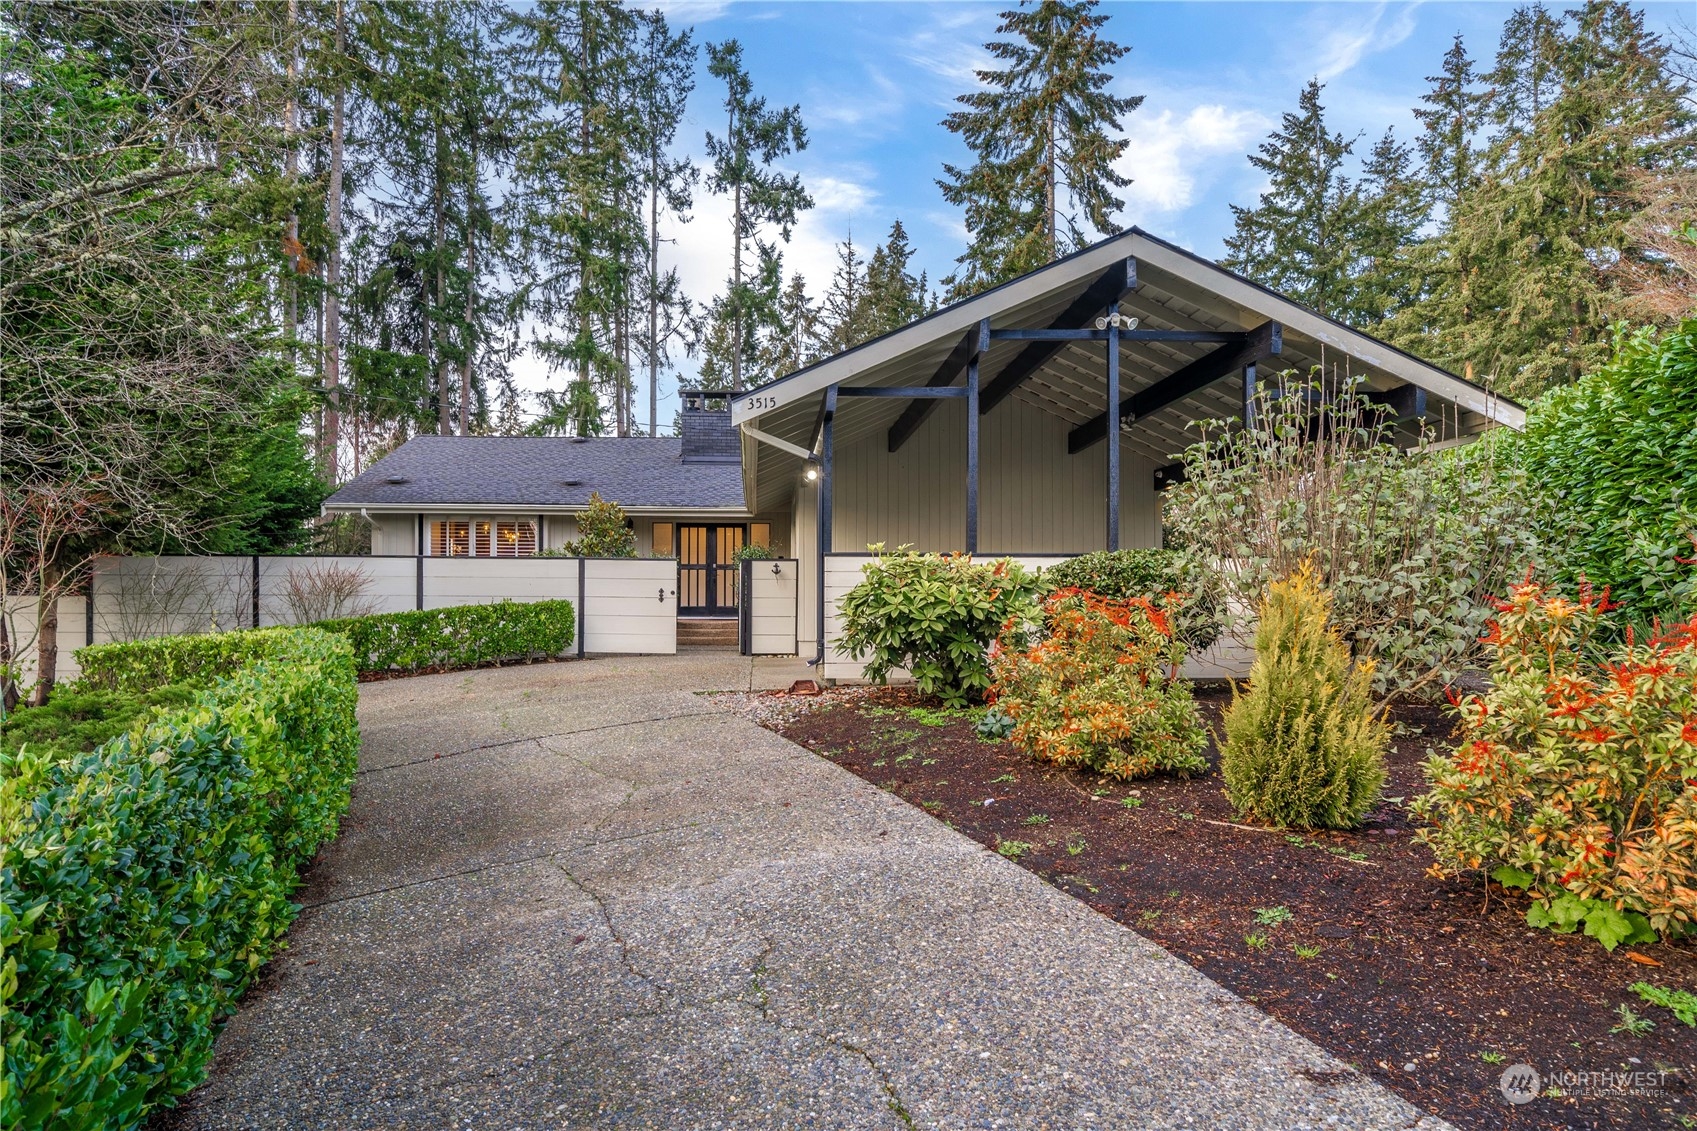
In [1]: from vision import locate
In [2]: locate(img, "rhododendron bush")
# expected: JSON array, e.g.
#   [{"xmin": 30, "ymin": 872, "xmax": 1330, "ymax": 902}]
[
  {"xmin": 1412, "ymin": 581, "xmax": 1697, "ymax": 948},
  {"xmin": 990, "ymin": 589, "xmax": 1207, "ymax": 780}
]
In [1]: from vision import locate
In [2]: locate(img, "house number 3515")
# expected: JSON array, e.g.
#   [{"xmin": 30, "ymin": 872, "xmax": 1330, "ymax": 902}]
[{"xmin": 743, "ymin": 395, "xmax": 777, "ymax": 411}]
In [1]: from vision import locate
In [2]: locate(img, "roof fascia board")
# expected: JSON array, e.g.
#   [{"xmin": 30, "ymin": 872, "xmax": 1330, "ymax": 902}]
[
  {"xmin": 323, "ymin": 503, "xmax": 752, "ymax": 517},
  {"xmin": 1124, "ymin": 233, "xmax": 1525, "ymax": 429}
]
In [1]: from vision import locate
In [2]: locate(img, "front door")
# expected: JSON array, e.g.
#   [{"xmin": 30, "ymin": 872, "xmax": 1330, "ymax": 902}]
[{"xmin": 677, "ymin": 525, "xmax": 743, "ymax": 617}]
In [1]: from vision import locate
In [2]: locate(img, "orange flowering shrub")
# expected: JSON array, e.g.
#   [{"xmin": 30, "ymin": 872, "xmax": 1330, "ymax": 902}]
[
  {"xmin": 1412, "ymin": 580, "xmax": 1697, "ymax": 947},
  {"xmin": 989, "ymin": 588, "xmax": 1206, "ymax": 780}
]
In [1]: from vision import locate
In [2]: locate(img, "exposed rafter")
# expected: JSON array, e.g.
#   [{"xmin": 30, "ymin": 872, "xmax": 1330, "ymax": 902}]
[
  {"xmin": 1068, "ymin": 322, "xmax": 1283, "ymax": 454},
  {"xmin": 886, "ymin": 327, "xmax": 979, "ymax": 453},
  {"xmin": 977, "ymin": 257, "xmax": 1138, "ymax": 416}
]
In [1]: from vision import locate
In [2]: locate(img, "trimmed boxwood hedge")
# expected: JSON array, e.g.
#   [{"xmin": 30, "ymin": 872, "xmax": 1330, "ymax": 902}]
[
  {"xmin": 317, "ymin": 598, "xmax": 575, "ymax": 674},
  {"xmin": 74, "ymin": 598, "xmax": 576, "ymax": 687},
  {"xmin": 2, "ymin": 627, "xmax": 359, "ymax": 1131}
]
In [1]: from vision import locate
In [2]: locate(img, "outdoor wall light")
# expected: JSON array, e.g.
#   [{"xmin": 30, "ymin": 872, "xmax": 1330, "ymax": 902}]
[{"xmin": 804, "ymin": 461, "xmax": 819, "ymax": 482}]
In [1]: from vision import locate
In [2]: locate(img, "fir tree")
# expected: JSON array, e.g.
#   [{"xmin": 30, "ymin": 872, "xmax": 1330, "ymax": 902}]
[
  {"xmin": 864, "ymin": 219, "xmax": 930, "ymax": 336},
  {"xmin": 815, "ymin": 231, "xmax": 871, "ymax": 356},
  {"xmin": 938, "ymin": 0, "xmax": 1142, "ymax": 298},
  {"xmin": 704, "ymin": 40, "xmax": 811, "ymax": 391},
  {"xmin": 1351, "ymin": 131, "xmax": 1425, "ymax": 327},
  {"xmin": 1222, "ymin": 80, "xmax": 1361, "ymax": 319},
  {"xmin": 765, "ymin": 274, "xmax": 820, "ymax": 379}
]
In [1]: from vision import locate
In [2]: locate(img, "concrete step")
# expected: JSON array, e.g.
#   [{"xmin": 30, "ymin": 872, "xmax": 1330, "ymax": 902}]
[{"xmin": 677, "ymin": 618, "xmax": 739, "ymax": 648}]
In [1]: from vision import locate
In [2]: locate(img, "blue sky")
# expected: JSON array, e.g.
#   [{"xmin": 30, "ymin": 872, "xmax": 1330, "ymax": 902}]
[{"xmin": 515, "ymin": 1, "xmax": 1694, "ymax": 427}]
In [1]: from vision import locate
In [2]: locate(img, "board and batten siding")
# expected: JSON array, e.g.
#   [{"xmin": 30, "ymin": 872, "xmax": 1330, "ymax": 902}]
[{"xmin": 829, "ymin": 392, "xmax": 1164, "ymax": 555}]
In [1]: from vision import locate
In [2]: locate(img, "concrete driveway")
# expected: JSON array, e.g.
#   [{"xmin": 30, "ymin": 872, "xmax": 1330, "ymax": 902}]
[{"xmin": 164, "ymin": 653, "xmax": 1445, "ymax": 1130}]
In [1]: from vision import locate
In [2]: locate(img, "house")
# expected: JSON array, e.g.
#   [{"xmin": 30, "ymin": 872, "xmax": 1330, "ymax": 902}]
[
  {"xmin": 321, "ymin": 392, "xmax": 790, "ymax": 620},
  {"xmin": 730, "ymin": 228, "xmax": 1523, "ymax": 673},
  {"xmin": 327, "ymin": 228, "xmax": 1522, "ymax": 668}
]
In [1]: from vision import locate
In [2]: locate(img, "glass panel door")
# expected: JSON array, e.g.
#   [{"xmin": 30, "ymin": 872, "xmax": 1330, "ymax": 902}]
[{"xmin": 677, "ymin": 524, "xmax": 743, "ymax": 616}]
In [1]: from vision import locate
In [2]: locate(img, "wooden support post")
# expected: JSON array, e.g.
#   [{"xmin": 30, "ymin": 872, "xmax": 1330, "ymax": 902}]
[
  {"xmin": 1105, "ymin": 304, "xmax": 1121, "ymax": 551},
  {"xmin": 965, "ymin": 319, "xmax": 986, "ymax": 554},
  {"xmin": 577, "ymin": 559, "xmax": 586, "ymax": 658},
  {"xmin": 85, "ymin": 569, "xmax": 95, "ymax": 647},
  {"xmin": 1243, "ymin": 362, "xmax": 1257, "ymax": 430},
  {"xmin": 816, "ymin": 385, "xmax": 837, "ymax": 662}
]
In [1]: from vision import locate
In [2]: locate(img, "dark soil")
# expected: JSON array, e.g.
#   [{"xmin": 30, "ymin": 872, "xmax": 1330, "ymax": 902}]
[{"xmin": 765, "ymin": 686, "xmax": 1697, "ymax": 1131}]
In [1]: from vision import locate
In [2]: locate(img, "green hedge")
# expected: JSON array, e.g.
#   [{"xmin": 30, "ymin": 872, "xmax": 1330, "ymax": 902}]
[
  {"xmin": 315, "ymin": 598, "xmax": 575, "ymax": 674},
  {"xmin": 74, "ymin": 598, "xmax": 576, "ymax": 686},
  {"xmin": 2, "ymin": 627, "xmax": 359, "ymax": 1131}
]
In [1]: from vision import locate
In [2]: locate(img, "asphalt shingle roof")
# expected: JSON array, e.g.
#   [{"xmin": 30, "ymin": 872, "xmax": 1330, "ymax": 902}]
[{"xmin": 324, "ymin": 435, "xmax": 746, "ymax": 511}]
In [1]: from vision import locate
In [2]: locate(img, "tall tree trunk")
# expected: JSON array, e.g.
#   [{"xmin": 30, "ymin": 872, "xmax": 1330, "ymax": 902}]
[
  {"xmin": 323, "ymin": 0, "xmax": 344, "ymax": 480},
  {"xmin": 434, "ymin": 125, "xmax": 450, "ymax": 435},
  {"xmin": 648, "ymin": 170, "xmax": 658, "ymax": 436},
  {"xmin": 730, "ymin": 99, "xmax": 742, "ymax": 393},
  {"xmin": 460, "ymin": 191, "xmax": 476, "ymax": 437},
  {"xmin": 1045, "ymin": 106, "xmax": 1056, "ymax": 257},
  {"xmin": 283, "ymin": 0, "xmax": 301, "ymax": 370},
  {"xmin": 29, "ymin": 562, "xmax": 60, "ymax": 708}
]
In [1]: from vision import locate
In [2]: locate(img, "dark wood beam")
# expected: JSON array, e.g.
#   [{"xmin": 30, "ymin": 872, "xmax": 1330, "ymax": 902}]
[
  {"xmin": 838, "ymin": 386, "xmax": 967, "ymax": 398},
  {"xmin": 1153, "ymin": 462, "xmax": 1186, "ymax": 490},
  {"xmin": 1068, "ymin": 321, "xmax": 1283, "ymax": 454},
  {"xmin": 988, "ymin": 328, "xmax": 1240, "ymax": 344},
  {"xmin": 886, "ymin": 327, "xmax": 979, "ymax": 453},
  {"xmin": 978, "ymin": 257, "xmax": 1138, "ymax": 415},
  {"xmin": 1366, "ymin": 382, "xmax": 1427, "ymax": 422}
]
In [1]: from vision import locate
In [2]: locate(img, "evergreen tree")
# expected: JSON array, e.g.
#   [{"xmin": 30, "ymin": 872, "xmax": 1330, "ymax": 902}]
[
  {"xmin": 704, "ymin": 39, "xmax": 811, "ymax": 391},
  {"xmin": 1350, "ymin": 131, "xmax": 1424, "ymax": 327},
  {"xmin": 1444, "ymin": 2, "xmax": 1693, "ymax": 396},
  {"xmin": 505, "ymin": 1, "xmax": 645, "ymax": 431},
  {"xmin": 938, "ymin": 0, "xmax": 1142, "ymax": 297},
  {"xmin": 864, "ymin": 219, "xmax": 930, "ymax": 336},
  {"xmin": 1222, "ymin": 80, "xmax": 1362, "ymax": 319},
  {"xmin": 815, "ymin": 231, "xmax": 871, "ymax": 356},
  {"xmin": 631, "ymin": 12, "xmax": 697, "ymax": 436},
  {"xmin": 766, "ymin": 274, "xmax": 820, "ymax": 378}
]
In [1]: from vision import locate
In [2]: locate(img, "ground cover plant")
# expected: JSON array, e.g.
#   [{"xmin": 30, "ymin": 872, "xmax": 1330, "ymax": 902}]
[
  {"xmin": 0, "ymin": 683, "xmax": 198, "ymax": 763},
  {"xmin": 760, "ymin": 684, "xmax": 1697, "ymax": 1131},
  {"xmin": 3, "ymin": 626, "xmax": 360, "ymax": 1131},
  {"xmin": 990, "ymin": 588, "xmax": 1206, "ymax": 780},
  {"xmin": 1413, "ymin": 580, "xmax": 1697, "ymax": 949},
  {"xmin": 1220, "ymin": 563, "xmax": 1388, "ymax": 830},
  {"xmin": 838, "ymin": 547, "xmax": 1042, "ymax": 707}
]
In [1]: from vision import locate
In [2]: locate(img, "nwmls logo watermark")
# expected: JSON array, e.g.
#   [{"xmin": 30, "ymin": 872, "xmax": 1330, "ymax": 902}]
[{"xmin": 1499, "ymin": 1062, "xmax": 1674, "ymax": 1105}]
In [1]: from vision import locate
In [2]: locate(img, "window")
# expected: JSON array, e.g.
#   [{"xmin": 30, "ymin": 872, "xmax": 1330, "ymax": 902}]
[
  {"xmin": 429, "ymin": 518, "xmax": 537, "ymax": 557},
  {"xmin": 750, "ymin": 522, "xmax": 771, "ymax": 550},
  {"xmin": 651, "ymin": 521, "xmax": 675, "ymax": 558}
]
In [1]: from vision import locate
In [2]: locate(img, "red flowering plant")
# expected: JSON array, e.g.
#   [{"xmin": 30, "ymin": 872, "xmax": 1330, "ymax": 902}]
[
  {"xmin": 988, "ymin": 588, "xmax": 1207, "ymax": 780},
  {"xmin": 1411, "ymin": 579, "xmax": 1697, "ymax": 949}
]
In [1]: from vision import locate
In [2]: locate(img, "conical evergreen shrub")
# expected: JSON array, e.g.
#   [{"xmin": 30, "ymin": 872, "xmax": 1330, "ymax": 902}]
[{"xmin": 1221, "ymin": 562, "xmax": 1388, "ymax": 829}]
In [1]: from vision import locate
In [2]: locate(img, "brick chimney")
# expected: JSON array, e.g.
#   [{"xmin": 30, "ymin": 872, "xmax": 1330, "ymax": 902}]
[{"xmin": 679, "ymin": 388, "xmax": 739, "ymax": 463}]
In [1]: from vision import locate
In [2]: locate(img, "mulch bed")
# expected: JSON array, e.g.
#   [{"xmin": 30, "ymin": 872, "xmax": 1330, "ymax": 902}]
[{"xmin": 760, "ymin": 685, "xmax": 1697, "ymax": 1131}]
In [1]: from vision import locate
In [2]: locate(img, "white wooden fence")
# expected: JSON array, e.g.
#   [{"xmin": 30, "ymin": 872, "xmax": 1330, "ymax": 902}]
[
  {"xmin": 6, "ymin": 554, "xmax": 680, "ymax": 685},
  {"xmin": 819, "ymin": 553, "xmax": 1252, "ymax": 685},
  {"xmin": 741, "ymin": 559, "xmax": 799, "ymax": 656}
]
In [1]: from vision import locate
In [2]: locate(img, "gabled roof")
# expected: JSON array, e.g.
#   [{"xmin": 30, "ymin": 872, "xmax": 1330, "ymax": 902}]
[
  {"xmin": 323, "ymin": 435, "xmax": 747, "ymax": 514},
  {"xmin": 731, "ymin": 228, "xmax": 1523, "ymax": 512}
]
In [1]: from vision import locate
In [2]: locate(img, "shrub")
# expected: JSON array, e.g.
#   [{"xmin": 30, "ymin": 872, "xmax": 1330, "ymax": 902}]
[
  {"xmin": 1220, "ymin": 563, "xmax": 1388, "ymax": 829},
  {"xmin": 1042, "ymin": 549, "xmax": 1225, "ymax": 654},
  {"xmin": 1411, "ymin": 580, "xmax": 1697, "ymax": 949},
  {"xmin": 563, "ymin": 492, "xmax": 635, "ymax": 557},
  {"xmin": 279, "ymin": 559, "xmax": 376, "ymax": 623},
  {"xmin": 76, "ymin": 599, "xmax": 576, "ymax": 683},
  {"xmin": 2, "ymin": 627, "xmax": 359, "ymax": 1130},
  {"xmin": 316, "ymin": 599, "xmax": 575, "ymax": 674},
  {"xmin": 838, "ymin": 547, "xmax": 1042, "ymax": 708},
  {"xmin": 1517, "ymin": 320, "xmax": 1697, "ymax": 634},
  {"xmin": 1164, "ymin": 375, "xmax": 1545, "ymax": 700},
  {"xmin": 0, "ymin": 684, "xmax": 198, "ymax": 764},
  {"xmin": 990, "ymin": 589, "xmax": 1208, "ymax": 780}
]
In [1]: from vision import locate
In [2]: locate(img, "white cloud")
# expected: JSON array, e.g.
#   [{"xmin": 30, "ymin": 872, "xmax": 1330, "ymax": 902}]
[
  {"xmin": 648, "ymin": 0, "xmax": 733, "ymax": 26},
  {"xmin": 1306, "ymin": 2, "xmax": 1421, "ymax": 82},
  {"xmin": 1114, "ymin": 103, "xmax": 1267, "ymax": 218}
]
